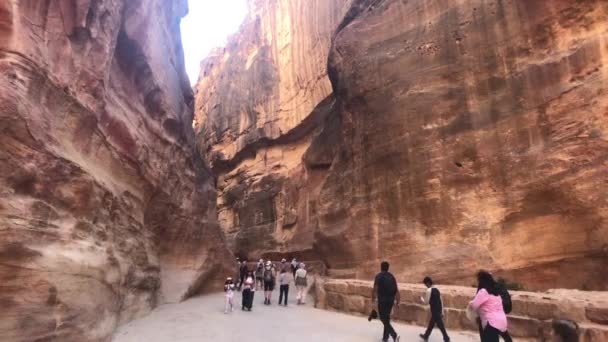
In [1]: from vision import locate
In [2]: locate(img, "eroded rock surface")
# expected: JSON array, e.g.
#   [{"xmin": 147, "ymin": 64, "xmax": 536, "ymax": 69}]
[
  {"xmin": 196, "ymin": 0, "xmax": 608, "ymax": 291},
  {"xmin": 321, "ymin": 0, "xmax": 608, "ymax": 289},
  {"xmin": 194, "ymin": 0, "xmax": 352, "ymax": 258},
  {"xmin": 0, "ymin": 1, "xmax": 231, "ymax": 341}
]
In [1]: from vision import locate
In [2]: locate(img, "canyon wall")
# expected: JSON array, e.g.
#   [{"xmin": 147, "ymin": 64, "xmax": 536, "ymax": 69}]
[
  {"xmin": 195, "ymin": 0, "xmax": 608, "ymax": 291},
  {"xmin": 0, "ymin": 1, "xmax": 232, "ymax": 341},
  {"xmin": 194, "ymin": 0, "xmax": 352, "ymax": 258}
]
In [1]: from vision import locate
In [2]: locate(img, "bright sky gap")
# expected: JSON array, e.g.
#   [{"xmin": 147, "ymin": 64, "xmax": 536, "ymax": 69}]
[{"xmin": 180, "ymin": 0, "xmax": 248, "ymax": 85}]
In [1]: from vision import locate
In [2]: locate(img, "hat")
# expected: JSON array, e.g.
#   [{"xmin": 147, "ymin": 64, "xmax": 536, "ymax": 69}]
[
  {"xmin": 227, "ymin": 277, "xmax": 232, "ymax": 280},
  {"xmin": 266, "ymin": 261, "xmax": 271, "ymax": 266},
  {"xmin": 281, "ymin": 258, "xmax": 286, "ymax": 262}
]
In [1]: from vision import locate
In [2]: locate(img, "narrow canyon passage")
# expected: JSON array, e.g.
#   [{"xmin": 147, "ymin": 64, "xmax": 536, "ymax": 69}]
[
  {"xmin": 2, "ymin": 0, "xmax": 608, "ymax": 341},
  {"xmin": 113, "ymin": 292, "xmax": 477, "ymax": 342}
]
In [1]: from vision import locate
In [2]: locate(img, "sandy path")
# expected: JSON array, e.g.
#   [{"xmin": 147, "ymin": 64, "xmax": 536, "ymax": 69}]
[{"xmin": 113, "ymin": 292, "xmax": 477, "ymax": 342}]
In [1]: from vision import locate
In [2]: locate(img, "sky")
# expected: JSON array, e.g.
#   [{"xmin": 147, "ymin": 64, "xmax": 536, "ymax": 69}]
[{"xmin": 181, "ymin": 0, "xmax": 248, "ymax": 85}]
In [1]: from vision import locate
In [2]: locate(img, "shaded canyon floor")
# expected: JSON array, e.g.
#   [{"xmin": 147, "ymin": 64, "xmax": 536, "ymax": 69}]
[{"xmin": 112, "ymin": 292, "xmax": 477, "ymax": 342}]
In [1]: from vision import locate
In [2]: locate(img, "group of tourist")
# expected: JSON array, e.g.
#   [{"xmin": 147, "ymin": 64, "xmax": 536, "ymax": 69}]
[
  {"xmin": 372, "ymin": 262, "xmax": 579, "ymax": 342},
  {"xmin": 223, "ymin": 257, "xmax": 308, "ymax": 313}
]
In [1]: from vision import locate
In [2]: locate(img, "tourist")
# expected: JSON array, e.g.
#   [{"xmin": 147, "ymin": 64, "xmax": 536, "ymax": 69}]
[
  {"xmin": 278, "ymin": 267, "xmax": 290, "ymax": 306},
  {"xmin": 467, "ymin": 271, "xmax": 509, "ymax": 342},
  {"xmin": 552, "ymin": 319, "xmax": 579, "ymax": 342},
  {"xmin": 238, "ymin": 258, "xmax": 248, "ymax": 291},
  {"xmin": 280, "ymin": 258, "xmax": 289, "ymax": 273},
  {"xmin": 372, "ymin": 261, "xmax": 401, "ymax": 342},
  {"xmin": 291, "ymin": 257, "xmax": 298, "ymax": 278},
  {"xmin": 242, "ymin": 271, "xmax": 255, "ymax": 311},
  {"xmin": 263, "ymin": 260, "xmax": 276, "ymax": 305},
  {"xmin": 419, "ymin": 276, "xmax": 450, "ymax": 342},
  {"xmin": 255, "ymin": 259, "xmax": 264, "ymax": 290},
  {"xmin": 295, "ymin": 263, "xmax": 308, "ymax": 305},
  {"xmin": 223, "ymin": 277, "xmax": 235, "ymax": 314}
]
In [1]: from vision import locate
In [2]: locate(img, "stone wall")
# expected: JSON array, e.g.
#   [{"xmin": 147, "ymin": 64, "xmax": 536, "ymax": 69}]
[{"xmin": 319, "ymin": 279, "xmax": 608, "ymax": 341}]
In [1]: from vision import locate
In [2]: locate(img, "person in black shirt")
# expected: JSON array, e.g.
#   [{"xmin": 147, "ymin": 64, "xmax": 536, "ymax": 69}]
[
  {"xmin": 419, "ymin": 277, "xmax": 450, "ymax": 341},
  {"xmin": 372, "ymin": 261, "xmax": 401, "ymax": 342}
]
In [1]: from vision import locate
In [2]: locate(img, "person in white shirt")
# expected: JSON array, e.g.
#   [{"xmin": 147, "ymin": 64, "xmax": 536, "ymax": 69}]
[
  {"xmin": 419, "ymin": 276, "xmax": 450, "ymax": 342},
  {"xmin": 295, "ymin": 263, "xmax": 308, "ymax": 305},
  {"xmin": 223, "ymin": 277, "xmax": 235, "ymax": 314}
]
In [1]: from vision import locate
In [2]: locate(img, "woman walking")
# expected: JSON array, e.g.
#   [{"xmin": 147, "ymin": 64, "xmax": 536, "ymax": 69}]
[
  {"xmin": 467, "ymin": 271, "xmax": 510, "ymax": 342},
  {"xmin": 242, "ymin": 271, "xmax": 255, "ymax": 311},
  {"xmin": 278, "ymin": 267, "xmax": 290, "ymax": 306},
  {"xmin": 295, "ymin": 263, "xmax": 308, "ymax": 304}
]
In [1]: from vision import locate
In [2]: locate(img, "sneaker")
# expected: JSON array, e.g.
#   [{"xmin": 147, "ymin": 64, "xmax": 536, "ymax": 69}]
[{"xmin": 419, "ymin": 334, "xmax": 428, "ymax": 341}]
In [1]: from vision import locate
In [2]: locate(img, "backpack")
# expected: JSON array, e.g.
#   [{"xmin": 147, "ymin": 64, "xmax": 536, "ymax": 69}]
[
  {"xmin": 497, "ymin": 283, "xmax": 512, "ymax": 314},
  {"xmin": 263, "ymin": 267, "xmax": 274, "ymax": 282},
  {"xmin": 377, "ymin": 272, "xmax": 397, "ymax": 298}
]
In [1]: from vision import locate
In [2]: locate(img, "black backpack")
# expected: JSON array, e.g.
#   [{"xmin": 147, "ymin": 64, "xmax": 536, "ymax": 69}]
[
  {"xmin": 263, "ymin": 266, "xmax": 274, "ymax": 281},
  {"xmin": 497, "ymin": 283, "xmax": 512, "ymax": 314}
]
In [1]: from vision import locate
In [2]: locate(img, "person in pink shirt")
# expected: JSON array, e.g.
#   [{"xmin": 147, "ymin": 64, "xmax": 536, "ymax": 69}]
[{"xmin": 468, "ymin": 271, "xmax": 509, "ymax": 342}]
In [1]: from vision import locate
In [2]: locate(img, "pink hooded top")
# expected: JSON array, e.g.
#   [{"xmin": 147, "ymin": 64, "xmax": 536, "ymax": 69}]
[{"xmin": 469, "ymin": 289, "xmax": 508, "ymax": 332}]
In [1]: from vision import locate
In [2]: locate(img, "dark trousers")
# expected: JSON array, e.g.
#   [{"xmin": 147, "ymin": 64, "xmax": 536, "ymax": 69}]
[
  {"xmin": 378, "ymin": 299, "xmax": 397, "ymax": 341},
  {"xmin": 423, "ymin": 314, "xmax": 450, "ymax": 341},
  {"xmin": 242, "ymin": 289, "xmax": 254, "ymax": 309},
  {"xmin": 482, "ymin": 324, "xmax": 505, "ymax": 342},
  {"xmin": 279, "ymin": 285, "xmax": 289, "ymax": 305},
  {"xmin": 478, "ymin": 320, "xmax": 512, "ymax": 342},
  {"xmin": 238, "ymin": 274, "xmax": 246, "ymax": 290}
]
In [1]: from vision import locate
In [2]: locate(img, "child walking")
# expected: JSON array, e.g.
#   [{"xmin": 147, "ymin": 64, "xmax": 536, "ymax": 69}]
[
  {"xmin": 419, "ymin": 276, "xmax": 450, "ymax": 342},
  {"xmin": 224, "ymin": 277, "xmax": 235, "ymax": 314}
]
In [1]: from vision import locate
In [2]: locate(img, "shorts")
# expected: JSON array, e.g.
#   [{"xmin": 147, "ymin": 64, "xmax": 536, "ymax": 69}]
[{"xmin": 264, "ymin": 280, "xmax": 275, "ymax": 291}]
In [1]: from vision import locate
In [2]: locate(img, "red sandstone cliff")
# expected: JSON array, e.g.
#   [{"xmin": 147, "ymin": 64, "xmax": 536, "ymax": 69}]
[
  {"xmin": 0, "ymin": 1, "xmax": 231, "ymax": 340},
  {"xmin": 195, "ymin": 0, "xmax": 608, "ymax": 291},
  {"xmin": 194, "ymin": 0, "xmax": 352, "ymax": 258}
]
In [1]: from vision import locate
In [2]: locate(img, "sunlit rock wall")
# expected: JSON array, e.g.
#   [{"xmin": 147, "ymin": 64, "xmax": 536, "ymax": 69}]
[
  {"xmin": 195, "ymin": 0, "xmax": 608, "ymax": 291},
  {"xmin": 194, "ymin": 0, "xmax": 352, "ymax": 259},
  {"xmin": 0, "ymin": 1, "xmax": 232, "ymax": 340},
  {"xmin": 321, "ymin": 0, "xmax": 608, "ymax": 289}
]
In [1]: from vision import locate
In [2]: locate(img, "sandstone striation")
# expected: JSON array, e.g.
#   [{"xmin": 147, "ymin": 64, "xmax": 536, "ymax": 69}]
[
  {"xmin": 0, "ymin": 1, "xmax": 231, "ymax": 341},
  {"xmin": 194, "ymin": 0, "xmax": 352, "ymax": 258},
  {"xmin": 320, "ymin": 0, "xmax": 608, "ymax": 289},
  {"xmin": 196, "ymin": 0, "xmax": 608, "ymax": 291}
]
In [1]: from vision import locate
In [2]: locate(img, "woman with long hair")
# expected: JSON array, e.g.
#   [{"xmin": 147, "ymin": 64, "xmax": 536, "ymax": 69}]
[{"xmin": 468, "ymin": 271, "xmax": 509, "ymax": 342}]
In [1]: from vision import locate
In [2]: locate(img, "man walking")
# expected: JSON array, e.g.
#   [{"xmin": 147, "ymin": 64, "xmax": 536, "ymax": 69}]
[
  {"xmin": 419, "ymin": 277, "xmax": 450, "ymax": 342},
  {"xmin": 372, "ymin": 261, "xmax": 400, "ymax": 342}
]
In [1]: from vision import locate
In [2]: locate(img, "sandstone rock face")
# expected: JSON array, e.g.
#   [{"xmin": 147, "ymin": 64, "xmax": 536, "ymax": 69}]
[
  {"xmin": 0, "ymin": 1, "xmax": 231, "ymax": 341},
  {"xmin": 194, "ymin": 0, "xmax": 352, "ymax": 258},
  {"xmin": 197, "ymin": 0, "xmax": 608, "ymax": 290},
  {"xmin": 319, "ymin": 0, "xmax": 608, "ymax": 290},
  {"xmin": 321, "ymin": 279, "xmax": 608, "ymax": 341}
]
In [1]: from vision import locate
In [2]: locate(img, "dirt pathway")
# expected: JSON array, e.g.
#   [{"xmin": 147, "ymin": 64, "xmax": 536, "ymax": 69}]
[{"xmin": 113, "ymin": 291, "xmax": 477, "ymax": 342}]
